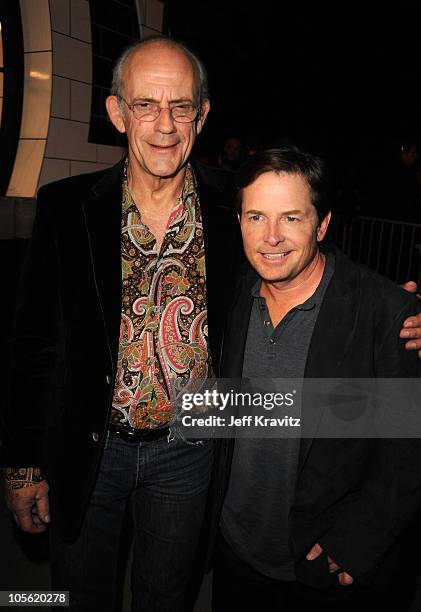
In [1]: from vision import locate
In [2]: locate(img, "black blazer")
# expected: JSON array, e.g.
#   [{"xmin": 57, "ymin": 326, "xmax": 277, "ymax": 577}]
[
  {"xmin": 208, "ymin": 245, "xmax": 421, "ymax": 588},
  {"xmin": 2, "ymin": 159, "xmax": 242, "ymax": 541}
]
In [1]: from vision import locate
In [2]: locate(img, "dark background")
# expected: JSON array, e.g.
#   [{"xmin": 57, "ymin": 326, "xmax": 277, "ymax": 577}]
[{"xmin": 167, "ymin": 1, "xmax": 421, "ymax": 183}]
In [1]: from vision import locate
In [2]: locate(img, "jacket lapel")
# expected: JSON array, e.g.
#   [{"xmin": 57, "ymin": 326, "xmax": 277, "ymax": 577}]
[
  {"xmin": 195, "ymin": 171, "xmax": 244, "ymax": 374},
  {"xmin": 82, "ymin": 161, "xmax": 124, "ymax": 370},
  {"xmin": 297, "ymin": 247, "xmax": 362, "ymax": 474},
  {"xmin": 221, "ymin": 268, "xmax": 256, "ymax": 377}
]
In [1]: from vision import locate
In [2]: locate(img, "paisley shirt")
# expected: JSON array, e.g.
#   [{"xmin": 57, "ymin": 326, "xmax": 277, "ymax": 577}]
[{"xmin": 110, "ymin": 164, "xmax": 211, "ymax": 430}]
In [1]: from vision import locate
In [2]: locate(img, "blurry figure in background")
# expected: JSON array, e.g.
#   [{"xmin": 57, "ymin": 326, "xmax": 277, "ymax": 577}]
[
  {"xmin": 245, "ymin": 133, "xmax": 261, "ymax": 157},
  {"xmin": 380, "ymin": 140, "xmax": 421, "ymax": 223},
  {"xmin": 218, "ymin": 135, "xmax": 245, "ymax": 171},
  {"xmin": 401, "ymin": 142, "xmax": 418, "ymax": 168}
]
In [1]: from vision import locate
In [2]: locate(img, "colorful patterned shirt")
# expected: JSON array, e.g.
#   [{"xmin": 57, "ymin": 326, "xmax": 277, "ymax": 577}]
[{"xmin": 110, "ymin": 163, "xmax": 211, "ymax": 430}]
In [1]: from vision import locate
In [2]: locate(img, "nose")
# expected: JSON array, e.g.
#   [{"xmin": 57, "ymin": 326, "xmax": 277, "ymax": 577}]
[
  {"xmin": 154, "ymin": 107, "xmax": 176, "ymax": 134},
  {"xmin": 264, "ymin": 220, "xmax": 285, "ymax": 246}
]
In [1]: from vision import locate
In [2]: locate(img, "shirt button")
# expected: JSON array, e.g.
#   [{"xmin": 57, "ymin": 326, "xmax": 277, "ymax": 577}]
[
  {"xmin": 264, "ymin": 320, "xmax": 270, "ymax": 326},
  {"xmin": 92, "ymin": 432, "xmax": 100, "ymax": 443}
]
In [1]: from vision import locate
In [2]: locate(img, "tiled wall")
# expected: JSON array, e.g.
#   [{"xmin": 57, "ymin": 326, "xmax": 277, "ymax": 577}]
[
  {"xmin": 39, "ymin": 0, "xmax": 164, "ymax": 188},
  {"xmin": 1, "ymin": 0, "xmax": 164, "ymax": 238},
  {"xmin": 89, "ymin": 0, "xmax": 165, "ymax": 146},
  {"xmin": 39, "ymin": 0, "xmax": 124, "ymax": 187},
  {"xmin": 6, "ymin": 0, "xmax": 52, "ymax": 199}
]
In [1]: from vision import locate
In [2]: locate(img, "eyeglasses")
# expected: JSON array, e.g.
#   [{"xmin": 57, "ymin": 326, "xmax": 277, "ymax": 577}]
[{"xmin": 118, "ymin": 96, "xmax": 199, "ymax": 123}]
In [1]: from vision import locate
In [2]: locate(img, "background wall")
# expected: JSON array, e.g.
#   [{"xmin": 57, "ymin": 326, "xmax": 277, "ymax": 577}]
[{"xmin": 0, "ymin": 0, "xmax": 164, "ymax": 238}]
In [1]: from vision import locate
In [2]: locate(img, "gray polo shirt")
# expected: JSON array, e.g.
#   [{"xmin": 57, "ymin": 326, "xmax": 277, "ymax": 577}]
[{"xmin": 221, "ymin": 252, "xmax": 335, "ymax": 581}]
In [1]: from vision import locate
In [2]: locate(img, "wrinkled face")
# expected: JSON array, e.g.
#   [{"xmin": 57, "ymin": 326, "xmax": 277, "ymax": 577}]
[
  {"xmin": 239, "ymin": 172, "xmax": 330, "ymax": 288},
  {"xmin": 106, "ymin": 43, "xmax": 209, "ymax": 180}
]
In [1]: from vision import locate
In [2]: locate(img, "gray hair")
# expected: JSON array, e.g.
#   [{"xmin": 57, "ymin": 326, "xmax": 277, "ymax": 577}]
[{"xmin": 110, "ymin": 36, "xmax": 209, "ymax": 107}]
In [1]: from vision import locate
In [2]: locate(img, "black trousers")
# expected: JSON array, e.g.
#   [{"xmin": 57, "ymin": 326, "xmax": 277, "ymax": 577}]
[{"xmin": 212, "ymin": 532, "xmax": 410, "ymax": 612}]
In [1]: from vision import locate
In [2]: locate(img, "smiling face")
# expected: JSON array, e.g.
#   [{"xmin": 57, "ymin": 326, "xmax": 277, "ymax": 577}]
[
  {"xmin": 239, "ymin": 171, "xmax": 331, "ymax": 289},
  {"xmin": 106, "ymin": 43, "xmax": 210, "ymax": 181}
]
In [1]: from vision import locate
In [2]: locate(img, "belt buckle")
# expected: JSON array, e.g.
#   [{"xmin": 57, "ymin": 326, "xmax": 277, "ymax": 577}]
[
  {"xmin": 109, "ymin": 424, "xmax": 169, "ymax": 443},
  {"xmin": 119, "ymin": 427, "xmax": 142, "ymax": 443}
]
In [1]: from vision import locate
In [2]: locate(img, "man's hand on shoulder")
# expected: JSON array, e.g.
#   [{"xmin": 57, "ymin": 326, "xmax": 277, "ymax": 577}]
[
  {"xmin": 3, "ymin": 468, "xmax": 50, "ymax": 534},
  {"xmin": 400, "ymin": 281, "xmax": 421, "ymax": 357}
]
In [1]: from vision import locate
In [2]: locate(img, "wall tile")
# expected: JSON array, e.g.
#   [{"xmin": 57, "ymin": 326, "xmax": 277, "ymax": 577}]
[
  {"xmin": 51, "ymin": 75, "xmax": 70, "ymax": 118},
  {"xmin": 7, "ymin": 139, "xmax": 46, "ymax": 198},
  {"xmin": 71, "ymin": 80, "xmax": 91, "ymax": 123},
  {"xmin": 49, "ymin": 0, "xmax": 70, "ymax": 35},
  {"xmin": 70, "ymin": 0, "xmax": 92, "ymax": 42},
  {"xmin": 91, "ymin": 55, "xmax": 113, "ymax": 88},
  {"xmin": 145, "ymin": 0, "xmax": 163, "ymax": 31},
  {"xmin": 100, "ymin": 29, "xmax": 130, "ymax": 61},
  {"xmin": 135, "ymin": 0, "xmax": 146, "ymax": 25},
  {"xmin": 70, "ymin": 160, "xmax": 109, "ymax": 176},
  {"xmin": 52, "ymin": 32, "xmax": 92, "ymax": 82},
  {"xmin": 89, "ymin": 115, "xmax": 126, "ymax": 147},
  {"xmin": 45, "ymin": 117, "xmax": 97, "ymax": 161},
  {"xmin": 96, "ymin": 144, "xmax": 126, "ymax": 164},
  {"xmin": 141, "ymin": 25, "xmax": 160, "ymax": 39},
  {"xmin": 20, "ymin": 52, "xmax": 52, "ymax": 139},
  {"xmin": 38, "ymin": 157, "xmax": 71, "ymax": 188},
  {"xmin": 21, "ymin": 0, "xmax": 52, "ymax": 52},
  {"xmin": 116, "ymin": 4, "xmax": 140, "ymax": 38}
]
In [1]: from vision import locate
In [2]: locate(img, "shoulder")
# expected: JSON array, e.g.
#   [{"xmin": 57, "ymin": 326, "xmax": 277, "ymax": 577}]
[
  {"xmin": 191, "ymin": 160, "xmax": 236, "ymax": 210},
  {"xmin": 36, "ymin": 159, "xmax": 124, "ymax": 206},
  {"xmin": 191, "ymin": 159, "xmax": 235, "ymax": 194},
  {"xmin": 332, "ymin": 245, "xmax": 419, "ymax": 318}
]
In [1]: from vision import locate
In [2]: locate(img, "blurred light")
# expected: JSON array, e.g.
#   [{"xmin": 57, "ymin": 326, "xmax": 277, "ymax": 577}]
[{"xmin": 30, "ymin": 70, "xmax": 50, "ymax": 80}]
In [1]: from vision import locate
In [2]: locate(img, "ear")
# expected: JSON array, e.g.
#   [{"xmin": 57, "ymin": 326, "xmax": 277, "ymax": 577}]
[
  {"xmin": 196, "ymin": 99, "xmax": 210, "ymax": 135},
  {"xmin": 316, "ymin": 211, "xmax": 331, "ymax": 242},
  {"xmin": 105, "ymin": 95, "xmax": 127, "ymax": 134}
]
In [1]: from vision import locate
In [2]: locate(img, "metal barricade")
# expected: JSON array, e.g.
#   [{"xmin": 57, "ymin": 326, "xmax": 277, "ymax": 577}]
[{"xmin": 328, "ymin": 214, "xmax": 421, "ymax": 285}]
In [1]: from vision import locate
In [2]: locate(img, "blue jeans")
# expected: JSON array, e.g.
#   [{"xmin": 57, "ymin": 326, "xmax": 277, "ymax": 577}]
[{"xmin": 50, "ymin": 431, "xmax": 214, "ymax": 611}]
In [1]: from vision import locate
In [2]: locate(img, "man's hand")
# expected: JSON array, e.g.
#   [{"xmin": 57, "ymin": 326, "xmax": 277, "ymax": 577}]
[
  {"xmin": 400, "ymin": 281, "xmax": 421, "ymax": 357},
  {"xmin": 306, "ymin": 542, "xmax": 354, "ymax": 586},
  {"xmin": 5, "ymin": 480, "xmax": 50, "ymax": 534}
]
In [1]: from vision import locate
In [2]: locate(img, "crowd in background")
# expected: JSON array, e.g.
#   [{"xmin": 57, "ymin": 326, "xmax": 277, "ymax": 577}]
[{"xmin": 197, "ymin": 135, "xmax": 421, "ymax": 225}]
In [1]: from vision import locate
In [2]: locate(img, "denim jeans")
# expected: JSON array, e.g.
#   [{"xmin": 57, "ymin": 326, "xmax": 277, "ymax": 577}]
[{"xmin": 50, "ymin": 431, "xmax": 214, "ymax": 611}]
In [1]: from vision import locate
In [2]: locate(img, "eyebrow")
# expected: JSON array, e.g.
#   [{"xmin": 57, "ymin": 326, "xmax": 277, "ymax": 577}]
[
  {"xmin": 132, "ymin": 96, "xmax": 194, "ymax": 104},
  {"xmin": 245, "ymin": 208, "xmax": 304, "ymax": 215}
]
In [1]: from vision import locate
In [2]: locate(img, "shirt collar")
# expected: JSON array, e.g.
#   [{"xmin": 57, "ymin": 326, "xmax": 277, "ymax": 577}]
[
  {"xmin": 251, "ymin": 251, "xmax": 335, "ymax": 311},
  {"xmin": 122, "ymin": 159, "xmax": 197, "ymax": 218}
]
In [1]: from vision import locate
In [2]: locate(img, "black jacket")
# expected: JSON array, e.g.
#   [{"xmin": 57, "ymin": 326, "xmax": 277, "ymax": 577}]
[
  {"xmin": 2, "ymin": 159, "xmax": 242, "ymax": 541},
  {"xmin": 207, "ymin": 246, "xmax": 421, "ymax": 589}
]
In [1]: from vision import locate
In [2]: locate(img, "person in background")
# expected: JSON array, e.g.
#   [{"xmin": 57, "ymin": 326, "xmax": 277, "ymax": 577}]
[{"xmin": 218, "ymin": 135, "xmax": 245, "ymax": 171}]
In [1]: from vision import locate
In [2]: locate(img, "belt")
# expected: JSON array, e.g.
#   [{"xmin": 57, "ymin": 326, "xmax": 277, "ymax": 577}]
[{"xmin": 108, "ymin": 422, "xmax": 170, "ymax": 443}]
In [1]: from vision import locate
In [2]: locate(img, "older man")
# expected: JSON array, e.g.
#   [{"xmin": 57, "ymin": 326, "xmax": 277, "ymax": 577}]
[
  {"xmin": 2, "ymin": 37, "xmax": 240, "ymax": 611},
  {"xmin": 210, "ymin": 146, "xmax": 421, "ymax": 612}
]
